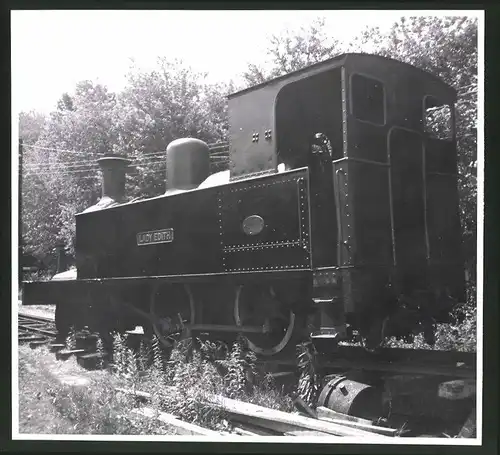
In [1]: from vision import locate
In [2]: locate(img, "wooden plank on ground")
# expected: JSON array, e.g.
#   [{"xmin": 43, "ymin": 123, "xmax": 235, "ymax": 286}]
[
  {"xmin": 232, "ymin": 422, "xmax": 280, "ymax": 436},
  {"xmin": 285, "ymin": 430, "xmax": 334, "ymax": 437},
  {"xmin": 316, "ymin": 407, "xmax": 397, "ymax": 437},
  {"xmin": 233, "ymin": 427, "xmax": 260, "ymax": 436},
  {"xmin": 56, "ymin": 349, "xmax": 86, "ymax": 357},
  {"xmin": 316, "ymin": 406, "xmax": 373, "ymax": 425},
  {"xmin": 132, "ymin": 407, "xmax": 226, "ymax": 436},
  {"xmin": 204, "ymin": 394, "xmax": 388, "ymax": 438}
]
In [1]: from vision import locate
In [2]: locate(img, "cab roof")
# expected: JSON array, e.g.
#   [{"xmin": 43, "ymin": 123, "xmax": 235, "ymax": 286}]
[{"xmin": 229, "ymin": 52, "xmax": 456, "ymax": 101}]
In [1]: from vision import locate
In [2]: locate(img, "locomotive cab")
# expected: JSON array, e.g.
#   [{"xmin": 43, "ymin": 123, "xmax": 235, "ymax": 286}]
[{"xmin": 226, "ymin": 53, "xmax": 465, "ymax": 348}]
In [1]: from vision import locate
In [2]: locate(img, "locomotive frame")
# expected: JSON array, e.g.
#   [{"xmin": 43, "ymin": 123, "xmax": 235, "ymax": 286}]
[{"xmin": 22, "ymin": 52, "xmax": 466, "ymax": 359}]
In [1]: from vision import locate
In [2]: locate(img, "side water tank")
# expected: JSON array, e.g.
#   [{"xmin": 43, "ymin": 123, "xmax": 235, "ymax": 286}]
[{"xmin": 165, "ymin": 138, "xmax": 210, "ymax": 193}]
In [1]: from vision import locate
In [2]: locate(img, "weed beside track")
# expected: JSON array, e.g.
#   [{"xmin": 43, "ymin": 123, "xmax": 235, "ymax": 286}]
[
  {"xmin": 18, "ymin": 333, "xmax": 295, "ymax": 435},
  {"xmin": 18, "ymin": 344, "xmax": 174, "ymax": 435}
]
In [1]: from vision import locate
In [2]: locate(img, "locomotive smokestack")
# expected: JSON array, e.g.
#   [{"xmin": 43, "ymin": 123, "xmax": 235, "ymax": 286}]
[
  {"xmin": 82, "ymin": 155, "xmax": 131, "ymax": 213},
  {"xmin": 97, "ymin": 155, "xmax": 131, "ymax": 203}
]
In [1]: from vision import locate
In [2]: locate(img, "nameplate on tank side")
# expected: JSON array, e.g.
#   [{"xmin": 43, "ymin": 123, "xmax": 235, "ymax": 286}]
[{"xmin": 137, "ymin": 229, "xmax": 174, "ymax": 246}]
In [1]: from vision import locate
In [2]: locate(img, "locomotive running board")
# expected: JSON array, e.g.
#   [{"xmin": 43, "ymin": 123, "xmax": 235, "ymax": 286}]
[{"xmin": 21, "ymin": 269, "xmax": 312, "ymax": 306}]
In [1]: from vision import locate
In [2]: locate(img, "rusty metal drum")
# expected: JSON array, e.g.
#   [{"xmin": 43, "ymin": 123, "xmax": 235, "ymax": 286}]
[{"xmin": 317, "ymin": 374, "xmax": 384, "ymax": 421}]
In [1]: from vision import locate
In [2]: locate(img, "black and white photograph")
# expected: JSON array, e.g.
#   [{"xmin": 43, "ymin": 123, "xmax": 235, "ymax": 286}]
[{"xmin": 11, "ymin": 8, "xmax": 484, "ymax": 445}]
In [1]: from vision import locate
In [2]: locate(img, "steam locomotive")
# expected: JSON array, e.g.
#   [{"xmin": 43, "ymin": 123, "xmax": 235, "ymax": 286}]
[{"xmin": 22, "ymin": 53, "xmax": 465, "ymax": 357}]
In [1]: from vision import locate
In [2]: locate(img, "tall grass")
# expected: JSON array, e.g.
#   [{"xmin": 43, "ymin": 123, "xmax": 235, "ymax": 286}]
[
  {"xmin": 385, "ymin": 285, "xmax": 477, "ymax": 352},
  {"xmin": 130, "ymin": 334, "xmax": 294, "ymax": 431},
  {"xmin": 55, "ymin": 331, "xmax": 294, "ymax": 433},
  {"xmin": 296, "ymin": 341, "xmax": 321, "ymax": 406},
  {"xmin": 18, "ymin": 344, "xmax": 173, "ymax": 435}
]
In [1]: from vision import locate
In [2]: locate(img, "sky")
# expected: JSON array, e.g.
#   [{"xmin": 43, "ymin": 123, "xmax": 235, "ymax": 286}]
[
  {"xmin": 11, "ymin": 10, "xmax": 480, "ymax": 115},
  {"xmin": 10, "ymin": 9, "xmax": 406, "ymax": 114}
]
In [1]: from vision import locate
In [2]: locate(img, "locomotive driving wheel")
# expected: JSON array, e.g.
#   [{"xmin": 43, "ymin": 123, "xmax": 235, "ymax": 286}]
[
  {"xmin": 234, "ymin": 284, "xmax": 302, "ymax": 356},
  {"xmin": 149, "ymin": 283, "xmax": 195, "ymax": 348}
]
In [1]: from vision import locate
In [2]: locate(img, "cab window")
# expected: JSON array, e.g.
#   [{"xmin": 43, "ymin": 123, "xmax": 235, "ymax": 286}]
[
  {"xmin": 351, "ymin": 74, "xmax": 385, "ymax": 125},
  {"xmin": 424, "ymin": 96, "xmax": 453, "ymax": 140}
]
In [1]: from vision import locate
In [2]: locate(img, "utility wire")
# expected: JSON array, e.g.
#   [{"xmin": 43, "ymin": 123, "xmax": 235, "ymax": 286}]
[
  {"xmin": 23, "ymin": 150, "xmax": 167, "ymax": 167},
  {"xmin": 23, "ymin": 154, "xmax": 228, "ymax": 173},
  {"xmin": 25, "ymin": 150, "xmax": 229, "ymax": 170},
  {"xmin": 22, "ymin": 141, "xmax": 230, "ymax": 157},
  {"xmin": 24, "ymin": 161, "xmax": 229, "ymax": 180},
  {"xmin": 21, "ymin": 143, "xmax": 83, "ymax": 154},
  {"xmin": 25, "ymin": 157, "xmax": 164, "ymax": 171},
  {"xmin": 22, "ymin": 145, "xmax": 229, "ymax": 168},
  {"xmin": 22, "ymin": 157, "xmax": 230, "ymax": 176}
]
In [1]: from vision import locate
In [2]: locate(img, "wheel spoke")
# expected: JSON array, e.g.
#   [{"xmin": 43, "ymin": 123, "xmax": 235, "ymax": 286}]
[{"xmin": 235, "ymin": 284, "xmax": 296, "ymax": 356}]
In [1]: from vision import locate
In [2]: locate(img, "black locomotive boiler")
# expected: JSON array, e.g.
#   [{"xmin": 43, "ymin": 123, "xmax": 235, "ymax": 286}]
[{"xmin": 22, "ymin": 53, "xmax": 466, "ymax": 358}]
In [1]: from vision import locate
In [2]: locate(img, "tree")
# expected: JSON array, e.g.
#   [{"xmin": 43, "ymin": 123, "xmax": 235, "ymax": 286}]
[
  {"xmin": 21, "ymin": 80, "xmax": 120, "ymax": 262},
  {"xmin": 115, "ymin": 58, "xmax": 232, "ymax": 199},
  {"xmin": 20, "ymin": 59, "xmax": 234, "ymax": 265},
  {"xmin": 18, "ymin": 111, "xmax": 47, "ymax": 145},
  {"xmin": 56, "ymin": 92, "xmax": 75, "ymax": 112},
  {"xmin": 242, "ymin": 17, "xmax": 342, "ymax": 86}
]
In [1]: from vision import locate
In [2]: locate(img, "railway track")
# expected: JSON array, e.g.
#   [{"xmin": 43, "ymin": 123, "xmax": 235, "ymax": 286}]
[
  {"xmin": 17, "ymin": 311, "xmax": 477, "ymax": 438},
  {"xmin": 17, "ymin": 311, "xmax": 476, "ymax": 378},
  {"xmin": 18, "ymin": 313, "xmax": 58, "ymax": 347}
]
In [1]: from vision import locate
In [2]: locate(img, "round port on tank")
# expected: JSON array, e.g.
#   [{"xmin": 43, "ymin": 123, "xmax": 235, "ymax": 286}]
[{"xmin": 242, "ymin": 215, "xmax": 265, "ymax": 236}]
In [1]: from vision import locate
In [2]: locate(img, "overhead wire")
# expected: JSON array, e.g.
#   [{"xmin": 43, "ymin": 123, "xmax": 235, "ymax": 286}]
[
  {"xmin": 22, "ymin": 141, "xmax": 230, "ymax": 157},
  {"xmin": 21, "ymin": 144, "xmax": 229, "ymax": 169},
  {"xmin": 23, "ymin": 150, "xmax": 167, "ymax": 167},
  {"xmin": 24, "ymin": 149, "xmax": 230, "ymax": 170},
  {"xmin": 24, "ymin": 157, "xmax": 165, "ymax": 171},
  {"xmin": 22, "ymin": 155, "xmax": 229, "ymax": 176}
]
